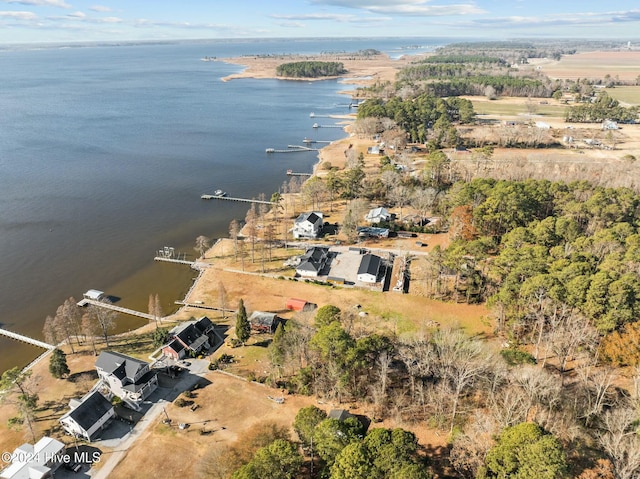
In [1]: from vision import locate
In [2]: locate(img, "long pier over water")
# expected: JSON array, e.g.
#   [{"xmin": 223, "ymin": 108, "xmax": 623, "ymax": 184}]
[
  {"xmin": 201, "ymin": 195, "xmax": 277, "ymax": 205},
  {"xmin": 77, "ymin": 298, "xmax": 158, "ymax": 321},
  {"xmin": 0, "ymin": 328, "xmax": 55, "ymax": 350}
]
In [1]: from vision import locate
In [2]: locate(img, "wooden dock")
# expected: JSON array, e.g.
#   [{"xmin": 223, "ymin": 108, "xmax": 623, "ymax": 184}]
[
  {"xmin": 312, "ymin": 124, "xmax": 344, "ymax": 129},
  {"xmin": 201, "ymin": 195, "xmax": 277, "ymax": 205},
  {"xmin": 303, "ymin": 139, "xmax": 331, "ymax": 144},
  {"xmin": 266, "ymin": 145, "xmax": 319, "ymax": 153},
  {"xmin": 286, "ymin": 171, "xmax": 312, "ymax": 177},
  {"xmin": 0, "ymin": 328, "xmax": 55, "ymax": 350},
  {"xmin": 175, "ymin": 301, "xmax": 237, "ymax": 313},
  {"xmin": 77, "ymin": 299, "xmax": 158, "ymax": 321}
]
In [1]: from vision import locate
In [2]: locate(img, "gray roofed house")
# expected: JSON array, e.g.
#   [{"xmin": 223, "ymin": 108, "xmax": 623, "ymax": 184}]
[
  {"xmin": 295, "ymin": 246, "xmax": 330, "ymax": 278},
  {"xmin": 357, "ymin": 254, "xmax": 382, "ymax": 283},
  {"xmin": 163, "ymin": 316, "xmax": 214, "ymax": 360},
  {"xmin": 95, "ymin": 351, "xmax": 158, "ymax": 411},
  {"xmin": 59, "ymin": 390, "xmax": 115, "ymax": 442}
]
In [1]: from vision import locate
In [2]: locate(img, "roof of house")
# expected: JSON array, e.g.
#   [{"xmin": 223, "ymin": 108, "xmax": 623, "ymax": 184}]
[
  {"xmin": 194, "ymin": 316, "xmax": 213, "ymax": 334},
  {"xmin": 176, "ymin": 324, "xmax": 208, "ymax": 351},
  {"xmin": 62, "ymin": 391, "xmax": 113, "ymax": 435},
  {"xmin": 295, "ymin": 211, "xmax": 323, "ymax": 225},
  {"xmin": 164, "ymin": 338, "xmax": 186, "ymax": 354},
  {"xmin": 95, "ymin": 351, "xmax": 148, "ymax": 382},
  {"xmin": 121, "ymin": 370, "xmax": 157, "ymax": 393},
  {"xmin": 1, "ymin": 437, "xmax": 65, "ymax": 479},
  {"xmin": 366, "ymin": 207, "xmax": 390, "ymax": 219},
  {"xmin": 358, "ymin": 254, "xmax": 382, "ymax": 276}
]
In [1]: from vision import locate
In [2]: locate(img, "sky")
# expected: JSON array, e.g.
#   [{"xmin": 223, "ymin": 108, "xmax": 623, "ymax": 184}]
[{"xmin": 1, "ymin": 0, "xmax": 640, "ymax": 44}]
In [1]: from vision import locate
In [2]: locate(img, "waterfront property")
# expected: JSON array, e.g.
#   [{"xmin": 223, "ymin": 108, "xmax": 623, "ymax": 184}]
[
  {"xmin": 95, "ymin": 351, "xmax": 158, "ymax": 411},
  {"xmin": 0, "ymin": 437, "xmax": 65, "ymax": 479},
  {"xmin": 162, "ymin": 316, "xmax": 215, "ymax": 360},
  {"xmin": 59, "ymin": 390, "xmax": 116, "ymax": 442},
  {"xmin": 292, "ymin": 211, "xmax": 324, "ymax": 239}
]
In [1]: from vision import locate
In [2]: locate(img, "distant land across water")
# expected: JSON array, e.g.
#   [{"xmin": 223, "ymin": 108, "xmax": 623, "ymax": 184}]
[{"xmin": 0, "ymin": 37, "xmax": 444, "ymax": 373}]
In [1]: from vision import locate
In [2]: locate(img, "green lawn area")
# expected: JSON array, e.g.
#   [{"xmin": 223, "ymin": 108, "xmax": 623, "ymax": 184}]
[{"xmin": 605, "ymin": 86, "xmax": 640, "ymax": 106}]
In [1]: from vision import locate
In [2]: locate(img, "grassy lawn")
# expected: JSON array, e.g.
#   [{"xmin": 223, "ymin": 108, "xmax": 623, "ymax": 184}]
[{"xmin": 605, "ymin": 86, "xmax": 640, "ymax": 106}]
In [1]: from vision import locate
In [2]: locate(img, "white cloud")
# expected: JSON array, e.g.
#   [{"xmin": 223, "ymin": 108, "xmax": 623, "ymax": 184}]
[
  {"xmin": 0, "ymin": 9, "xmax": 36, "ymax": 19},
  {"xmin": 4, "ymin": 0, "xmax": 70, "ymax": 8},
  {"xmin": 67, "ymin": 10, "xmax": 84, "ymax": 18},
  {"xmin": 271, "ymin": 13, "xmax": 359, "ymax": 23},
  {"xmin": 310, "ymin": 0, "xmax": 484, "ymax": 16},
  {"xmin": 89, "ymin": 5, "xmax": 111, "ymax": 12}
]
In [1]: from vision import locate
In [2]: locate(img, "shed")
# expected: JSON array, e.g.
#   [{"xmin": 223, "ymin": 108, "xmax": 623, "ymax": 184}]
[
  {"xmin": 249, "ymin": 311, "xmax": 282, "ymax": 333},
  {"xmin": 285, "ymin": 298, "xmax": 317, "ymax": 312}
]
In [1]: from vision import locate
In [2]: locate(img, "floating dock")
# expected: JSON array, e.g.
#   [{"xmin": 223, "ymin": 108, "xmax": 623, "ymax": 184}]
[{"xmin": 0, "ymin": 328, "xmax": 55, "ymax": 350}]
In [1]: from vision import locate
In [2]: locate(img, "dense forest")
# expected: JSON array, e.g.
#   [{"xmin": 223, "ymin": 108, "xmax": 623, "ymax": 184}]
[{"xmin": 276, "ymin": 61, "xmax": 347, "ymax": 78}]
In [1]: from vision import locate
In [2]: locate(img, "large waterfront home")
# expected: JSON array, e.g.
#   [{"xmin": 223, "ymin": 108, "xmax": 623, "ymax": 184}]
[
  {"xmin": 292, "ymin": 211, "xmax": 324, "ymax": 239},
  {"xmin": 95, "ymin": 351, "xmax": 158, "ymax": 411}
]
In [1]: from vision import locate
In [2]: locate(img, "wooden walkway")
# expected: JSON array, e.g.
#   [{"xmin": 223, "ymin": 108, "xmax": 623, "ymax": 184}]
[
  {"xmin": 175, "ymin": 301, "xmax": 237, "ymax": 313},
  {"xmin": 0, "ymin": 328, "xmax": 55, "ymax": 350},
  {"xmin": 77, "ymin": 299, "xmax": 158, "ymax": 321},
  {"xmin": 286, "ymin": 171, "xmax": 312, "ymax": 177},
  {"xmin": 266, "ymin": 145, "xmax": 319, "ymax": 153},
  {"xmin": 201, "ymin": 195, "xmax": 277, "ymax": 205}
]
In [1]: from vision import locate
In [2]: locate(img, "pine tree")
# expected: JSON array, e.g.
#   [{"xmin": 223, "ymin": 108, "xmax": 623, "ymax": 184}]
[
  {"xmin": 235, "ymin": 299, "xmax": 251, "ymax": 345},
  {"xmin": 49, "ymin": 348, "xmax": 70, "ymax": 379}
]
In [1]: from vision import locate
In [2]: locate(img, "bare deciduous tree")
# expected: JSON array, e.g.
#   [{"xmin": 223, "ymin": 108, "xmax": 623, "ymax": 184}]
[
  {"xmin": 598, "ymin": 406, "xmax": 640, "ymax": 479},
  {"xmin": 194, "ymin": 235, "xmax": 210, "ymax": 259}
]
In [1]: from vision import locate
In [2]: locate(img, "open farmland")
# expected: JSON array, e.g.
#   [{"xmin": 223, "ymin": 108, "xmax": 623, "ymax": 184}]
[{"xmin": 529, "ymin": 50, "xmax": 640, "ymax": 81}]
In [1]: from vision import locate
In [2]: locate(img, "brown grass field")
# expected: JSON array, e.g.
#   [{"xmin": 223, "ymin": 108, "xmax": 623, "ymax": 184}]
[{"xmin": 529, "ymin": 51, "xmax": 640, "ymax": 82}]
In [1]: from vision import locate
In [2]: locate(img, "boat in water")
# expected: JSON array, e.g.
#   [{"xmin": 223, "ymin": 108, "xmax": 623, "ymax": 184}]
[{"xmin": 213, "ymin": 189, "xmax": 227, "ymax": 197}]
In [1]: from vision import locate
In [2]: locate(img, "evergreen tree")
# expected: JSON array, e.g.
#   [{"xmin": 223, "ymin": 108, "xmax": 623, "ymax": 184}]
[
  {"xmin": 49, "ymin": 348, "xmax": 70, "ymax": 379},
  {"xmin": 236, "ymin": 298, "xmax": 251, "ymax": 345}
]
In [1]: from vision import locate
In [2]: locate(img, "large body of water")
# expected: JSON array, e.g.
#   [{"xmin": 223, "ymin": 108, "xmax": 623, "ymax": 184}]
[{"xmin": 0, "ymin": 37, "xmax": 443, "ymax": 373}]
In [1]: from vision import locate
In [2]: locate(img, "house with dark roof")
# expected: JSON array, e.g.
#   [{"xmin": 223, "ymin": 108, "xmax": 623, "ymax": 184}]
[
  {"xmin": 162, "ymin": 316, "xmax": 214, "ymax": 360},
  {"xmin": 248, "ymin": 311, "xmax": 282, "ymax": 333},
  {"xmin": 0, "ymin": 437, "xmax": 65, "ymax": 479},
  {"xmin": 59, "ymin": 390, "xmax": 115, "ymax": 442},
  {"xmin": 95, "ymin": 351, "xmax": 158, "ymax": 411},
  {"xmin": 292, "ymin": 211, "xmax": 324, "ymax": 239},
  {"xmin": 295, "ymin": 246, "xmax": 330, "ymax": 278},
  {"xmin": 357, "ymin": 254, "xmax": 382, "ymax": 283}
]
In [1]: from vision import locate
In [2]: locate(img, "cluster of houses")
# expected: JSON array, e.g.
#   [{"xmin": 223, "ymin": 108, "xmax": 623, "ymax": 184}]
[{"xmin": 58, "ymin": 316, "xmax": 219, "ymax": 443}]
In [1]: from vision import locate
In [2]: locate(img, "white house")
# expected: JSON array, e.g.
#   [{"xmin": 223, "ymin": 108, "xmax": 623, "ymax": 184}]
[
  {"xmin": 59, "ymin": 390, "xmax": 115, "ymax": 442},
  {"xmin": 357, "ymin": 254, "xmax": 382, "ymax": 283},
  {"xmin": 0, "ymin": 437, "xmax": 65, "ymax": 479},
  {"xmin": 365, "ymin": 207, "xmax": 391, "ymax": 224},
  {"xmin": 292, "ymin": 212, "xmax": 323, "ymax": 239},
  {"xmin": 95, "ymin": 351, "xmax": 158, "ymax": 411}
]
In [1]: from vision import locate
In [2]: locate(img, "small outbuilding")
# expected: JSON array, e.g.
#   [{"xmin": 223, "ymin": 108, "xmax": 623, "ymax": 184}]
[
  {"xmin": 249, "ymin": 311, "xmax": 282, "ymax": 333},
  {"xmin": 285, "ymin": 298, "xmax": 317, "ymax": 312},
  {"xmin": 357, "ymin": 254, "xmax": 382, "ymax": 283},
  {"xmin": 83, "ymin": 289, "xmax": 104, "ymax": 301}
]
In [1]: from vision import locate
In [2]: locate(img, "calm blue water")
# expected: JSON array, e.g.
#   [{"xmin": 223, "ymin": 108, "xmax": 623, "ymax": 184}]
[{"xmin": 0, "ymin": 37, "xmax": 443, "ymax": 371}]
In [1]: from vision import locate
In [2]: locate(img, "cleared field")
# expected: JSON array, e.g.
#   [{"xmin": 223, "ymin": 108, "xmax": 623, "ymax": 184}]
[
  {"xmin": 531, "ymin": 51, "xmax": 640, "ymax": 82},
  {"xmin": 605, "ymin": 86, "xmax": 640, "ymax": 106},
  {"xmin": 469, "ymin": 96, "xmax": 566, "ymax": 117}
]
